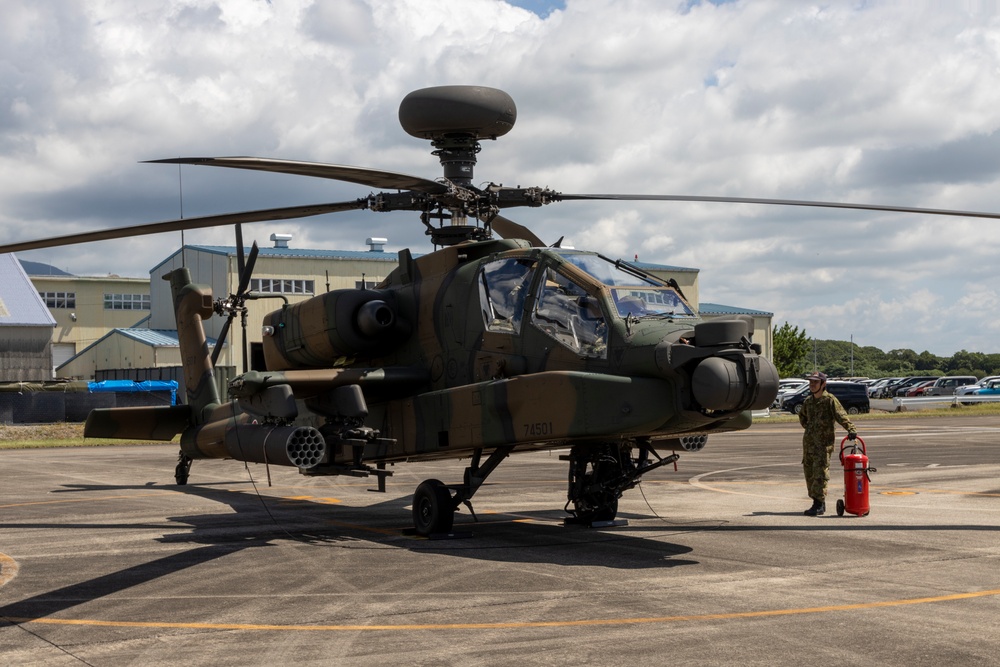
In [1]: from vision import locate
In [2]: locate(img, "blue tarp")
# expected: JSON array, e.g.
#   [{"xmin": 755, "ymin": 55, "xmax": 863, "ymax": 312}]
[{"xmin": 87, "ymin": 380, "xmax": 178, "ymax": 405}]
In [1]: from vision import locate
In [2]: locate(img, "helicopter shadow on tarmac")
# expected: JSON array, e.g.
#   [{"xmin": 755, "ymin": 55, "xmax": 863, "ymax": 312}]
[
  {"xmin": 150, "ymin": 481, "xmax": 701, "ymax": 570},
  {"xmin": 0, "ymin": 480, "xmax": 700, "ymax": 625}
]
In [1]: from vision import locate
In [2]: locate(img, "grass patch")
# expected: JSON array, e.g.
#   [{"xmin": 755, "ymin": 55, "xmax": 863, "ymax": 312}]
[{"xmin": 0, "ymin": 422, "xmax": 176, "ymax": 449}]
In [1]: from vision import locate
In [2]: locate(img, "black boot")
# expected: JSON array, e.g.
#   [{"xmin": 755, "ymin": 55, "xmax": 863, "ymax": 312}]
[{"xmin": 804, "ymin": 499, "xmax": 825, "ymax": 516}]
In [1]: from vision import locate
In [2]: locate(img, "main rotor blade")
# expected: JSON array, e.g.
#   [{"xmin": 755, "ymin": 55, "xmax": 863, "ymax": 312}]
[
  {"xmin": 552, "ymin": 193, "xmax": 1000, "ymax": 221},
  {"xmin": 485, "ymin": 213, "xmax": 545, "ymax": 247},
  {"xmin": 0, "ymin": 200, "xmax": 368, "ymax": 254},
  {"xmin": 147, "ymin": 157, "xmax": 449, "ymax": 196}
]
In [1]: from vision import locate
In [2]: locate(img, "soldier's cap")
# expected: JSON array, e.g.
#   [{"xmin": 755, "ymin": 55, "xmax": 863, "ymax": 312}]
[{"xmin": 806, "ymin": 372, "xmax": 827, "ymax": 382}]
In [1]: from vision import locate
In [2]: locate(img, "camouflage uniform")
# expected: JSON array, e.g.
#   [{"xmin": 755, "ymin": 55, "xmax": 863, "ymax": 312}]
[{"xmin": 799, "ymin": 390, "xmax": 857, "ymax": 503}]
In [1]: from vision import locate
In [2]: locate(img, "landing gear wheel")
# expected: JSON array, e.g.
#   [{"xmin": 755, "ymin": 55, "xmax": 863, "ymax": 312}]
[
  {"xmin": 412, "ymin": 479, "xmax": 455, "ymax": 536},
  {"xmin": 574, "ymin": 494, "xmax": 619, "ymax": 524},
  {"xmin": 836, "ymin": 499, "xmax": 845, "ymax": 517},
  {"xmin": 175, "ymin": 453, "xmax": 192, "ymax": 486}
]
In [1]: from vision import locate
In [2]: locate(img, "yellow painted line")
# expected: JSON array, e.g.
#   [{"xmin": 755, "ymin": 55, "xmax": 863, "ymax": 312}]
[
  {"xmin": 4, "ymin": 588, "xmax": 999, "ymax": 632},
  {"xmin": 0, "ymin": 552, "xmax": 19, "ymax": 587}
]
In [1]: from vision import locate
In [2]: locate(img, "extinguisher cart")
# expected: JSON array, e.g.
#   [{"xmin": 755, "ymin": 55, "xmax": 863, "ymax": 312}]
[{"xmin": 837, "ymin": 436, "xmax": 875, "ymax": 517}]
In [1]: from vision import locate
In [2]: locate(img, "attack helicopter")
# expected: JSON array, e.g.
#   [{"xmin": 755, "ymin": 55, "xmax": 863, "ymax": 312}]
[{"xmin": 7, "ymin": 85, "xmax": 994, "ymax": 537}]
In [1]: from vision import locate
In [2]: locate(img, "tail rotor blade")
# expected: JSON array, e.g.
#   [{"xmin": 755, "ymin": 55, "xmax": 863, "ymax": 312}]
[
  {"xmin": 235, "ymin": 224, "xmax": 246, "ymax": 279},
  {"xmin": 211, "ymin": 315, "xmax": 234, "ymax": 366},
  {"xmin": 236, "ymin": 241, "xmax": 259, "ymax": 297}
]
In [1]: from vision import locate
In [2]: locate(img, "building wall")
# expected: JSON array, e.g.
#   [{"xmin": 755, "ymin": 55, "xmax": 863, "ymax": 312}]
[
  {"xmin": 31, "ymin": 275, "xmax": 151, "ymax": 361},
  {"xmin": 0, "ymin": 327, "xmax": 54, "ymax": 381},
  {"xmin": 58, "ymin": 333, "xmax": 182, "ymax": 379}
]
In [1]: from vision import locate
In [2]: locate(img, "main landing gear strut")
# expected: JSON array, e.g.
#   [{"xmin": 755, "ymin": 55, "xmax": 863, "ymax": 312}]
[
  {"xmin": 411, "ymin": 445, "xmax": 514, "ymax": 536},
  {"xmin": 563, "ymin": 441, "xmax": 679, "ymax": 525},
  {"xmin": 410, "ymin": 441, "xmax": 679, "ymax": 536}
]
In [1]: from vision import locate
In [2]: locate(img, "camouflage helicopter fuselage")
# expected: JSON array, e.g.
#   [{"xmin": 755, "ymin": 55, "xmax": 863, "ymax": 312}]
[{"xmin": 86, "ymin": 236, "xmax": 778, "ymax": 533}]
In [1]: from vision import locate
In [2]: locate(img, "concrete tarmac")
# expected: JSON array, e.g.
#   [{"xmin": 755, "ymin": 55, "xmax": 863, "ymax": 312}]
[{"xmin": 2, "ymin": 415, "xmax": 999, "ymax": 666}]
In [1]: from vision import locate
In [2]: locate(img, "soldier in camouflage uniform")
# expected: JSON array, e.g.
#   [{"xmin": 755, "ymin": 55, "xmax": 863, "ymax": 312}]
[{"xmin": 798, "ymin": 371, "xmax": 858, "ymax": 516}]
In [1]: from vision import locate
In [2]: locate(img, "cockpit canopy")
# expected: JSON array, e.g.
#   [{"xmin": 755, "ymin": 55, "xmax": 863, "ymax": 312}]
[{"xmin": 477, "ymin": 250, "xmax": 695, "ymax": 359}]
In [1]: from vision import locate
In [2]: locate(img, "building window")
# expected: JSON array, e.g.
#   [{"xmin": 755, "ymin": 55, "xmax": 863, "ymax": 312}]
[
  {"xmin": 40, "ymin": 292, "xmax": 76, "ymax": 308},
  {"xmin": 355, "ymin": 280, "xmax": 377, "ymax": 289},
  {"xmin": 250, "ymin": 278, "xmax": 315, "ymax": 294},
  {"xmin": 104, "ymin": 293, "xmax": 151, "ymax": 310}
]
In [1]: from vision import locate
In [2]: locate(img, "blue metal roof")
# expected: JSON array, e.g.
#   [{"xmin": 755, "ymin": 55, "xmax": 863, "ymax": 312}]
[
  {"xmin": 150, "ymin": 245, "xmax": 400, "ymax": 274},
  {"xmin": 16, "ymin": 258, "xmax": 74, "ymax": 276},
  {"xmin": 700, "ymin": 302, "xmax": 773, "ymax": 317},
  {"xmin": 0, "ymin": 254, "xmax": 57, "ymax": 327},
  {"xmin": 193, "ymin": 245, "xmax": 400, "ymax": 261},
  {"xmin": 117, "ymin": 328, "xmax": 188, "ymax": 347},
  {"xmin": 632, "ymin": 259, "xmax": 698, "ymax": 273}
]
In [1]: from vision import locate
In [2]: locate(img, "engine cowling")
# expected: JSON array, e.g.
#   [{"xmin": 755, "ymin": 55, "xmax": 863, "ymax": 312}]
[{"xmin": 262, "ymin": 289, "xmax": 409, "ymax": 370}]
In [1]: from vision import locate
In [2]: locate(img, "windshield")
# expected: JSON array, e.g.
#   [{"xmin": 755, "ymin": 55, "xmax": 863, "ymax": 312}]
[
  {"xmin": 555, "ymin": 250, "xmax": 694, "ymax": 318},
  {"xmin": 555, "ymin": 251, "xmax": 659, "ymax": 286}
]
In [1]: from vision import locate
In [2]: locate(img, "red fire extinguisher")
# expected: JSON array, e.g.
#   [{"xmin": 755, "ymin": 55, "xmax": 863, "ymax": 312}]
[{"xmin": 837, "ymin": 436, "xmax": 875, "ymax": 517}]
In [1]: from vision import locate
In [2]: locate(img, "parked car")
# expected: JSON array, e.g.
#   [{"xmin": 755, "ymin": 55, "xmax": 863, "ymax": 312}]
[
  {"xmin": 867, "ymin": 377, "xmax": 897, "ymax": 398},
  {"xmin": 782, "ymin": 381, "xmax": 871, "ymax": 415},
  {"xmin": 956, "ymin": 376, "xmax": 1000, "ymax": 396},
  {"xmin": 771, "ymin": 378, "xmax": 809, "ymax": 408},
  {"xmin": 905, "ymin": 380, "xmax": 936, "ymax": 397},
  {"xmin": 923, "ymin": 375, "xmax": 978, "ymax": 396},
  {"xmin": 877, "ymin": 377, "xmax": 908, "ymax": 398},
  {"xmin": 893, "ymin": 376, "xmax": 939, "ymax": 397},
  {"xmin": 973, "ymin": 380, "xmax": 1000, "ymax": 396}
]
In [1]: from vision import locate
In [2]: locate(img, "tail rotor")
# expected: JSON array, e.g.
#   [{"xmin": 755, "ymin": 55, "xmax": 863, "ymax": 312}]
[{"xmin": 211, "ymin": 224, "xmax": 259, "ymax": 373}]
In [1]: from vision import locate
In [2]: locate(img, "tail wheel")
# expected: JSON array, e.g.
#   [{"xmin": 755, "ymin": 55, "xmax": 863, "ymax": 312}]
[
  {"xmin": 412, "ymin": 479, "xmax": 455, "ymax": 536},
  {"xmin": 175, "ymin": 452, "xmax": 192, "ymax": 485}
]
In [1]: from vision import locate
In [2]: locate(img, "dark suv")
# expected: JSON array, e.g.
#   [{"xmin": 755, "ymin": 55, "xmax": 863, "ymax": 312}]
[{"xmin": 782, "ymin": 381, "xmax": 871, "ymax": 415}]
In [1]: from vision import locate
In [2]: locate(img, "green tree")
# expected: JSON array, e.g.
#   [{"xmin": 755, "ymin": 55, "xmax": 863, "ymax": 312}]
[
  {"xmin": 772, "ymin": 322, "xmax": 811, "ymax": 377},
  {"xmin": 915, "ymin": 350, "xmax": 943, "ymax": 372}
]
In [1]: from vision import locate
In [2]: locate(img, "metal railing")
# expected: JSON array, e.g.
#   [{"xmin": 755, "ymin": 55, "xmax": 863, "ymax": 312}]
[{"xmin": 892, "ymin": 394, "xmax": 1000, "ymax": 409}]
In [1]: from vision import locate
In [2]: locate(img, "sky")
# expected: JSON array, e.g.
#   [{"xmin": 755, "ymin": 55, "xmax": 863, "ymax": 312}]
[{"xmin": 2, "ymin": 0, "xmax": 1000, "ymax": 357}]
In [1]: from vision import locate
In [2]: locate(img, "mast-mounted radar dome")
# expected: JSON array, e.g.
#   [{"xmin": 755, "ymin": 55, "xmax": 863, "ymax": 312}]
[{"xmin": 398, "ymin": 86, "xmax": 516, "ymax": 141}]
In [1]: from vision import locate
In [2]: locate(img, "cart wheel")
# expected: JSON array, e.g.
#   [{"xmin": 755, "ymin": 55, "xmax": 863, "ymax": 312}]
[{"xmin": 836, "ymin": 499, "xmax": 845, "ymax": 517}]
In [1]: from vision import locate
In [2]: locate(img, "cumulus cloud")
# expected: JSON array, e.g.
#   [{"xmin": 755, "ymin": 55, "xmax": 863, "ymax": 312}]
[{"xmin": 2, "ymin": 0, "xmax": 999, "ymax": 355}]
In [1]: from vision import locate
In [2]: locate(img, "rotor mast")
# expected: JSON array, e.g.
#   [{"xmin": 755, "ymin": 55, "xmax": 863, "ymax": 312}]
[{"xmin": 398, "ymin": 85, "xmax": 517, "ymax": 244}]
